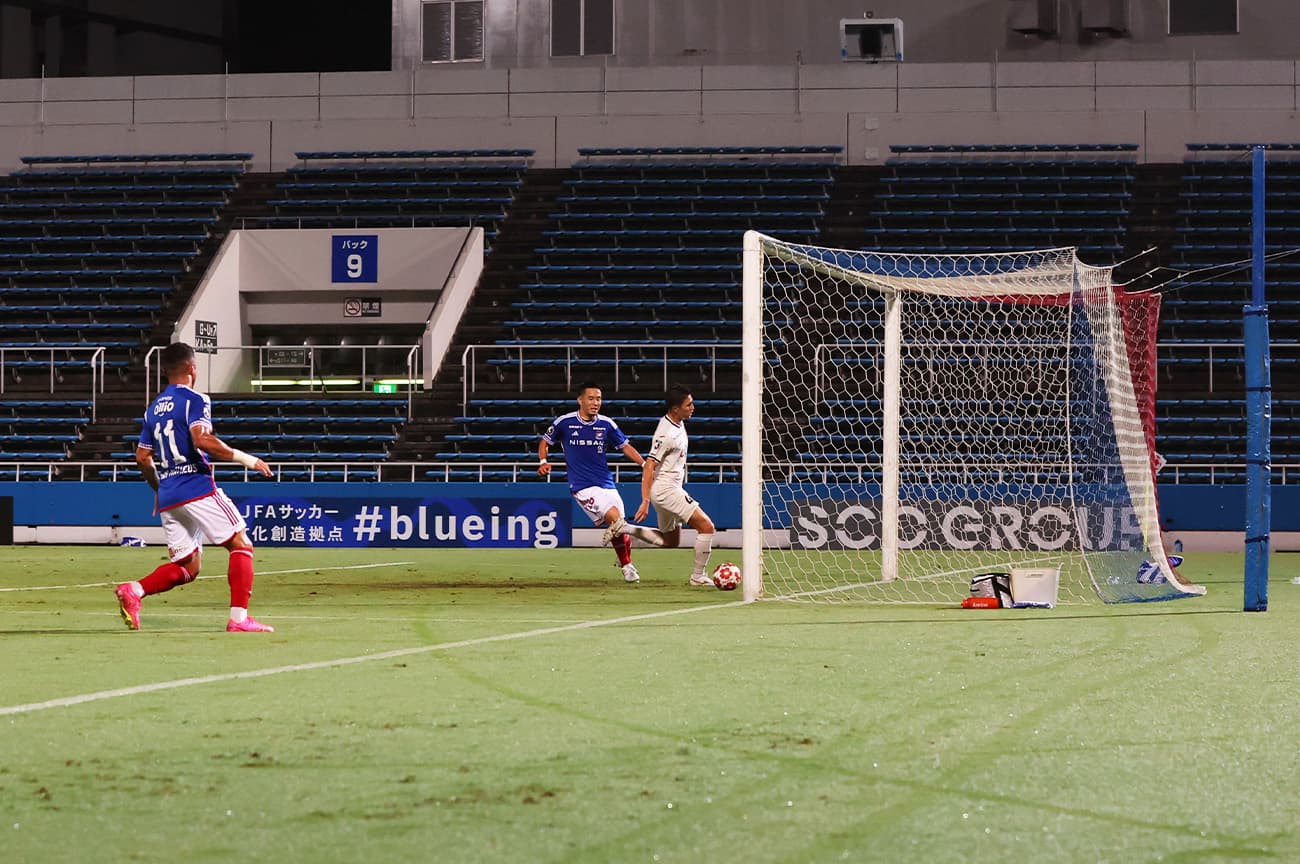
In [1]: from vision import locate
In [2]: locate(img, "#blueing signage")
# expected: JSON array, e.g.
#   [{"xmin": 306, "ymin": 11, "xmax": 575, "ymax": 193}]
[{"xmin": 236, "ymin": 496, "xmax": 569, "ymax": 548}]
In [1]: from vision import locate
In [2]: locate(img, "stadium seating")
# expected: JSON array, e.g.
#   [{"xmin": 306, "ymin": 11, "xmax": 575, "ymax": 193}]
[
  {"xmin": 873, "ymin": 144, "xmax": 1136, "ymax": 257},
  {"xmin": 0, "ymin": 153, "xmax": 246, "ymax": 379},
  {"xmin": 0, "ymin": 399, "xmax": 92, "ymax": 479},
  {"xmin": 1156, "ymin": 145, "xmax": 1300, "ymax": 471},
  {"xmin": 1, "ymin": 141, "xmax": 1288, "ymax": 485},
  {"xmin": 109, "ymin": 395, "xmax": 408, "ymax": 482},
  {"xmin": 247, "ymin": 150, "xmax": 532, "ymax": 244},
  {"xmin": 1166, "ymin": 146, "xmax": 1300, "ymax": 342},
  {"xmin": 0, "ymin": 154, "xmax": 247, "ymax": 479},
  {"xmin": 431, "ymin": 148, "xmax": 847, "ymax": 472},
  {"xmin": 435, "ymin": 396, "xmax": 741, "ymax": 482},
  {"xmin": 511, "ymin": 147, "xmax": 835, "ymax": 344},
  {"xmin": 429, "ymin": 146, "xmax": 843, "ymax": 471}
]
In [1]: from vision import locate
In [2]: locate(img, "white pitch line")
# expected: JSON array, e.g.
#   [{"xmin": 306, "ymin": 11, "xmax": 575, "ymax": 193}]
[
  {"xmin": 7, "ymin": 611, "xmax": 587, "ymax": 625},
  {"xmin": 0, "ymin": 561, "xmax": 417, "ymax": 593},
  {"xmin": 9, "ymin": 611, "xmax": 585, "ymax": 623},
  {"xmin": 0, "ymin": 598, "xmax": 747, "ymax": 717}
]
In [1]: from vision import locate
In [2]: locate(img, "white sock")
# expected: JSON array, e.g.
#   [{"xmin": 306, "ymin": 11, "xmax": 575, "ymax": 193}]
[
  {"xmin": 624, "ymin": 523, "xmax": 665, "ymax": 547},
  {"xmin": 691, "ymin": 533, "xmax": 714, "ymax": 576},
  {"xmin": 128, "ymin": 581, "xmax": 144, "ymax": 598},
  {"xmin": 230, "ymin": 607, "xmax": 248, "ymax": 623}
]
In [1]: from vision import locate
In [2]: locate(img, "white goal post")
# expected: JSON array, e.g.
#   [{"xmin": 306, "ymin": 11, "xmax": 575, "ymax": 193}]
[{"xmin": 740, "ymin": 230, "xmax": 1206, "ymax": 605}]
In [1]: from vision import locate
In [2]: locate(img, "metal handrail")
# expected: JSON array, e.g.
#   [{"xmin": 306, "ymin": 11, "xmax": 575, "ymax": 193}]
[
  {"xmin": 0, "ymin": 460, "xmax": 1289, "ymax": 486},
  {"xmin": 1157, "ymin": 340, "xmax": 1300, "ymax": 393},
  {"xmin": 89, "ymin": 347, "xmax": 105, "ymax": 420},
  {"xmin": 145, "ymin": 343, "xmax": 422, "ymax": 403},
  {"xmin": 0, "ymin": 345, "xmax": 105, "ymax": 414},
  {"xmin": 808, "ymin": 340, "xmax": 1300, "ymax": 402},
  {"xmin": 459, "ymin": 342, "xmax": 740, "ymax": 411},
  {"xmin": 405, "ymin": 344, "xmax": 421, "ymax": 420}
]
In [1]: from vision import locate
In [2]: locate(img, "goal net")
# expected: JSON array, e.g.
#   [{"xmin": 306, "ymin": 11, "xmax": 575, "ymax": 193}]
[{"xmin": 739, "ymin": 231, "xmax": 1205, "ymax": 604}]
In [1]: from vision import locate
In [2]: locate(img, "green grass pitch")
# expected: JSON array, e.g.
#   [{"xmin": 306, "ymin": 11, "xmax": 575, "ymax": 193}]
[{"xmin": 1, "ymin": 545, "xmax": 1298, "ymax": 863}]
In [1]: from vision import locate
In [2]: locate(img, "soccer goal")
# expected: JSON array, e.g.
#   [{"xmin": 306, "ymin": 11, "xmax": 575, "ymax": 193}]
[{"xmin": 739, "ymin": 231, "xmax": 1206, "ymax": 605}]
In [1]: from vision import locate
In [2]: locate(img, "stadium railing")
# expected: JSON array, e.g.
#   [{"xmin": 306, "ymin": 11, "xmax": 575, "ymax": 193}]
[
  {"xmin": 0, "ymin": 346, "xmax": 106, "ymax": 411},
  {"xmin": 576, "ymin": 145, "xmax": 842, "ymax": 157},
  {"xmin": 3, "ymin": 460, "xmax": 1291, "ymax": 486},
  {"xmin": 143, "ymin": 344, "xmax": 423, "ymax": 418},
  {"xmin": 19, "ymin": 153, "xmax": 254, "ymax": 166},
  {"xmin": 459, "ymin": 343, "xmax": 741, "ymax": 409},
  {"xmin": 887, "ymin": 143, "xmax": 1138, "ymax": 162},
  {"xmin": 294, "ymin": 149, "xmax": 535, "ymax": 163},
  {"xmin": 1156, "ymin": 343, "xmax": 1300, "ymax": 392}
]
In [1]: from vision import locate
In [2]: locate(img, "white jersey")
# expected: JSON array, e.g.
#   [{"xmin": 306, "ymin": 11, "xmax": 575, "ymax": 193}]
[{"xmin": 647, "ymin": 415, "xmax": 689, "ymax": 488}]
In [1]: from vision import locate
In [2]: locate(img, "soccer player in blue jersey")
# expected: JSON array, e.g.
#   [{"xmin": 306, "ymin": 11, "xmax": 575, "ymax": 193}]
[
  {"xmin": 114, "ymin": 342, "xmax": 276, "ymax": 633},
  {"xmin": 538, "ymin": 381, "xmax": 663, "ymax": 583}
]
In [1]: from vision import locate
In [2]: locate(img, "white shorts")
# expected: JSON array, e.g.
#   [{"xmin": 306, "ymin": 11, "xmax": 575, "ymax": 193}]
[
  {"xmin": 572, "ymin": 485, "xmax": 626, "ymax": 526},
  {"xmin": 651, "ymin": 483, "xmax": 699, "ymax": 534},
  {"xmin": 160, "ymin": 489, "xmax": 247, "ymax": 562}
]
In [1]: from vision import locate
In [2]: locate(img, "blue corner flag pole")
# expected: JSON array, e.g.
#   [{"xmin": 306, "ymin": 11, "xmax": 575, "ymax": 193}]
[{"xmin": 1243, "ymin": 145, "xmax": 1272, "ymax": 611}]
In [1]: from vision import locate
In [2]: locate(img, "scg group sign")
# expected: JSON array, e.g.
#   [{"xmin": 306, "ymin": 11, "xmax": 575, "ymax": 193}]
[{"xmin": 790, "ymin": 498, "xmax": 1144, "ymax": 553}]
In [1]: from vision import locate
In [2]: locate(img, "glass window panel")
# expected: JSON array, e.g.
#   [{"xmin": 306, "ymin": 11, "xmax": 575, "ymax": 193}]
[
  {"xmin": 422, "ymin": 1, "xmax": 452, "ymax": 62},
  {"xmin": 453, "ymin": 1, "xmax": 483, "ymax": 60},
  {"xmin": 552, "ymin": 0, "xmax": 581, "ymax": 57},
  {"xmin": 583, "ymin": 0, "xmax": 614, "ymax": 55},
  {"xmin": 1169, "ymin": 0, "xmax": 1237, "ymax": 35}
]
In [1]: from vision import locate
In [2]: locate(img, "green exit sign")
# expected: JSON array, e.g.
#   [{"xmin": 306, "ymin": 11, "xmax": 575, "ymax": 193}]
[{"xmin": 373, "ymin": 383, "xmax": 397, "ymax": 394}]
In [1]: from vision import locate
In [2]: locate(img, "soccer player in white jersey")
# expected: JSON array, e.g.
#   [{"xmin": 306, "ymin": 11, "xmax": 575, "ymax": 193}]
[
  {"xmin": 539, "ymin": 381, "xmax": 664, "ymax": 583},
  {"xmin": 113, "ymin": 342, "xmax": 276, "ymax": 632},
  {"xmin": 634, "ymin": 383, "xmax": 717, "ymax": 586}
]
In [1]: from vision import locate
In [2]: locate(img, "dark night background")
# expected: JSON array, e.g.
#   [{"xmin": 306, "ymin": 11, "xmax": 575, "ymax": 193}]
[
  {"xmin": 230, "ymin": 0, "xmax": 390, "ymax": 73},
  {"xmin": 0, "ymin": 0, "xmax": 392, "ymax": 78}
]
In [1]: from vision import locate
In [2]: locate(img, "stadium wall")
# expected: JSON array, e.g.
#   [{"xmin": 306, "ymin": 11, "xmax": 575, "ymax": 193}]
[
  {"xmin": 392, "ymin": 0, "xmax": 1300, "ymax": 68},
  {"xmin": 1, "ymin": 59, "xmax": 1299, "ymax": 169},
  {"xmin": 1, "ymin": 482, "xmax": 1296, "ymax": 553},
  {"xmin": 166, "ymin": 227, "xmax": 475, "ymax": 392}
]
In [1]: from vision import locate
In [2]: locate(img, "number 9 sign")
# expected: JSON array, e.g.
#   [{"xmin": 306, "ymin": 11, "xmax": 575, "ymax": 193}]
[{"xmin": 331, "ymin": 234, "xmax": 378, "ymax": 283}]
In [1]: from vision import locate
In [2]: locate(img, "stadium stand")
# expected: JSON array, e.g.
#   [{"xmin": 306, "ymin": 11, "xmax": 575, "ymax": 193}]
[
  {"xmin": 1155, "ymin": 144, "xmax": 1300, "ymax": 481},
  {"xmin": 245, "ymin": 149, "xmax": 533, "ymax": 247},
  {"xmin": 0, "ymin": 398, "xmax": 92, "ymax": 479},
  {"xmin": 1, "ymin": 142, "xmax": 1290, "ymax": 487},
  {"xmin": 0, "ymin": 149, "xmax": 530, "ymax": 481},
  {"xmin": 0, "ymin": 153, "xmax": 249, "ymax": 476},
  {"xmin": 108, "ymin": 394, "xmax": 409, "ymax": 482},
  {"xmin": 414, "ymin": 146, "xmax": 843, "ymax": 478},
  {"xmin": 871, "ymin": 143, "xmax": 1135, "ymax": 257},
  {"xmin": 0, "ymin": 153, "xmax": 247, "ymax": 367}
]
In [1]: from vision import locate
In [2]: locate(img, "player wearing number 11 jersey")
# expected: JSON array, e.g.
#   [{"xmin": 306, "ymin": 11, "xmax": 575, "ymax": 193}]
[{"xmin": 113, "ymin": 342, "xmax": 277, "ymax": 633}]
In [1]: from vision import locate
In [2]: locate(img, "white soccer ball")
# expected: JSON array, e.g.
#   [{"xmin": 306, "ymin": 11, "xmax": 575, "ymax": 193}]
[{"xmin": 711, "ymin": 562, "xmax": 742, "ymax": 591}]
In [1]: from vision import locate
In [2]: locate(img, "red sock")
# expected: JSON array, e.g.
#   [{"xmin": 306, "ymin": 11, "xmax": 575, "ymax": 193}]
[
  {"xmin": 228, "ymin": 548, "xmax": 254, "ymax": 609},
  {"xmin": 613, "ymin": 534, "xmax": 632, "ymax": 566},
  {"xmin": 139, "ymin": 561, "xmax": 192, "ymax": 596}
]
